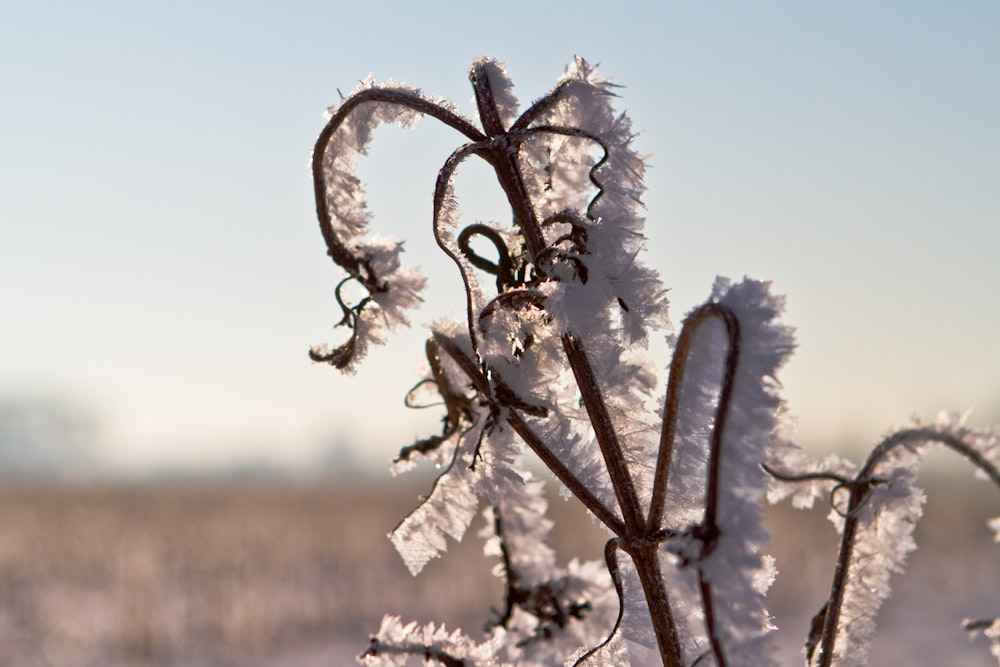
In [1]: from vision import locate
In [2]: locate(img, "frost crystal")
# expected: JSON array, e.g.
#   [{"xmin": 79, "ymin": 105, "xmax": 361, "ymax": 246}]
[{"xmin": 362, "ymin": 615, "xmax": 509, "ymax": 667}]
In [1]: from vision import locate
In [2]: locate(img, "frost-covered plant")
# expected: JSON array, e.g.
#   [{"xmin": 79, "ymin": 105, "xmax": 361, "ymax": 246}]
[{"xmin": 308, "ymin": 57, "xmax": 1000, "ymax": 666}]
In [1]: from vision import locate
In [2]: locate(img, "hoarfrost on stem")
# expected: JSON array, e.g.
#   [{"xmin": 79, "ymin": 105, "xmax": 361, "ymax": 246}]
[
  {"xmin": 308, "ymin": 56, "xmax": 1000, "ymax": 667},
  {"xmin": 767, "ymin": 412, "xmax": 1000, "ymax": 667}
]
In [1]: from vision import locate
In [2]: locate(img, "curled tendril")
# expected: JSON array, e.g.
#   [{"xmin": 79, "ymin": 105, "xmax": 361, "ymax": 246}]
[
  {"xmin": 828, "ymin": 477, "xmax": 889, "ymax": 519},
  {"xmin": 307, "ymin": 275, "xmax": 375, "ymax": 368},
  {"xmin": 394, "ymin": 338, "xmax": 475, "ymax": 464},
  {"xmin": 457, "ymin": 223, "xmax": 522, "ymax": 292},
  {"xmin": 571, "ymin": 539, "xmax": 626, "ymax": 667},
  {"xmin": 760, "ymin": 463, "xmax": 890, "ymax": 518},
  {"xmin": 403, "ymin": 379, "xmax": 445, "ymax": 410},
  {"xmin": 311, "ymin": 85, "xmax": 486, "ymax": 369}
]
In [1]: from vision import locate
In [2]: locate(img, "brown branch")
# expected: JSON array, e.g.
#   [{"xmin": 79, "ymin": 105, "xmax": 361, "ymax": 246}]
[
  {"xmin": 560, "ymin": 333, "xmax": 646, "ymax": 532},
  {"xmin": 313, "ymin": 87, "xmax": 485, "ymax": 278},
  {"xmin": 648, "ymin": 303, "xmax": 739, "ymax": 534},
  {"xmin": 468, "ymin": 69, "xmax": 648, "ymax": 534}
]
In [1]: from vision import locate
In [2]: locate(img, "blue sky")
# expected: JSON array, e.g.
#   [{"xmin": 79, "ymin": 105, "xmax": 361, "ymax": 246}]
[{"xmin": 2, "ymin": 1, "xmax": 998, "ymax": 475}]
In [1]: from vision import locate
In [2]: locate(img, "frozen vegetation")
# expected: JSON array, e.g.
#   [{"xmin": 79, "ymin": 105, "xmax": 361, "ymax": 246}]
[{"xmin": 309, "ymin": 57, "xmax": 1000, "ymax": 666}]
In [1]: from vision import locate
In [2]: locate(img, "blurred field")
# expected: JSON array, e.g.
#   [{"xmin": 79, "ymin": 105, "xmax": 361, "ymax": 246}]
[{"xmin": 0, "ymin": 474, "xmax": 996, "ymax": 666}]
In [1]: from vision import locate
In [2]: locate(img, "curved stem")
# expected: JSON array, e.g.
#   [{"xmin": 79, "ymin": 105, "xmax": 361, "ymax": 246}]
[
  {"xmin": 645, "ymin": 302, "xmax": 739, "ymax": 667},
  {"xmin": 511, "ymin": 79, "xmax": 577, "ymax": 131},
  {"xmin": 816, "ymin": 428, "xmax": 1000, "ymax": 666},
  {"xmin": 700, "ymin": 308, "xmax": 740, "ymax": 532},
  {"xmin": 630, "ymin": 545, "xmax": 685, "ymax": 667},
  {"xmin": 572, "ymin": 539, "xmax": 626, "ymax": 666},
  {"xmin": 647, "ymin": 303, "xmax": 740, "ymax": 534},
  {"xmin": 693, "ymin": 307, "xmax": 740, "ymax": 667},
  {"xmin": 431, "ymin": 140, "xmax": 493, "ymax": 350},
  {"xmin": 313, "ymin": 87, "xmax": 485, "ymax": 279}
]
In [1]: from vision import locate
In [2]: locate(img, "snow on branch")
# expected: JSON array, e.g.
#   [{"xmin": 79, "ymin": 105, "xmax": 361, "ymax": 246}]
[{"xmin": 362, "ymin": 615, "xmax": 508, "ymax": 667}]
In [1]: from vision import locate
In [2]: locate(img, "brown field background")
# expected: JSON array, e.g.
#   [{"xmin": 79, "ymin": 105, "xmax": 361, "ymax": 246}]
[{"xmin": 0, "ymin": 473, "xmax": 996, "ymax": 666}]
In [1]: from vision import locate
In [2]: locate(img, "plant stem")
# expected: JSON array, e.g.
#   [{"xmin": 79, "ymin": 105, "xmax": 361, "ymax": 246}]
[
  {"xmin": 815, "ymin": 479, "xmax": 866, "ymax": 667},
  {"xmin": 313, "ymin": 88, "xmax": 485, "ymax": 278},
  {"xmin": 562, "ymin": 332, "xmax": 646, "ymax": 531},
  {"xmin": 468, "ymin": 63, "xmax": 684, "ymax": 666},
  {"xmin": 629, "ymin": 545, "xmax": 685, "ymax": 667},
  {"xmin": 471, "ymin": 64, "xmax": 644, "ymax": 533},
  {"xmin": 817, "ymin": 428, "xmax": 1000, "ymax": 666}
]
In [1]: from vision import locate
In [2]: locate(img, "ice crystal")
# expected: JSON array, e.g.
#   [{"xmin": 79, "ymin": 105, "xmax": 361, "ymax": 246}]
[{"xmin": 362, "ymin": 615, "xmax": 509, "ymax": 667}]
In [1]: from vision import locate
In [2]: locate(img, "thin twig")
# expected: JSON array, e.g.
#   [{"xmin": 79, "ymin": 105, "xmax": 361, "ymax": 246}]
[
  {"xmin": 648, "ymin": 303, "xmax": 739, "ymax": 534},
  {"xmin": 431, "ymin": 332, "xmax": 626, "ymax": 537}
]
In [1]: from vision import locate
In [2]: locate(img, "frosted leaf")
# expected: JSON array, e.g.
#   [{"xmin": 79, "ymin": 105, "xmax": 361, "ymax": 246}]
[{"xmin": 389, "ymin": 417, "xmax": 486, "ymax": 575}]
